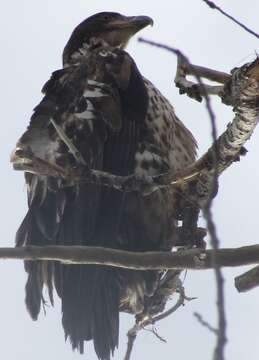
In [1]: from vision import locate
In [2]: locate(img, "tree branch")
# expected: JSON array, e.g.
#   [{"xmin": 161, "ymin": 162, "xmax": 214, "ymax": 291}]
[
  {"xmin": 235, "ymin": 265, "xmax": 259, "ymax": 292},
  {"xmin": 124, "ymin": 281, "xmax": 191, "ymax": 360},
  {"xmin": 202, "ymin": 0, "xmax": 259, "ymax": 40},
  {"xmin": 193, "ymin": 312, "xmax": 218, "ymax": 335},
  {"xmin": 175, "ymin": 55, "xmax": 228, "ymax": 102},
  {"xmin": 204, "ymin": 205, "xmax": 227, "ymax": 360},
  {"xmin": 2, "ymin": 245, "xmax": 259, "ymax": 270}
]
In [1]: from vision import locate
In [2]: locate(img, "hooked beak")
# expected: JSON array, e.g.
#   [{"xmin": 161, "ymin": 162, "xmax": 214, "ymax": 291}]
[{"xmin": 106, "ymin": 15, "xmax": 154, "ymax": 34}]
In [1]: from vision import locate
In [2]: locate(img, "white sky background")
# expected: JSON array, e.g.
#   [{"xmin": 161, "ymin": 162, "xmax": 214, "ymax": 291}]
[{"xmin": 1, "ymin": 1, "xmax": 259, "ymax": 359}]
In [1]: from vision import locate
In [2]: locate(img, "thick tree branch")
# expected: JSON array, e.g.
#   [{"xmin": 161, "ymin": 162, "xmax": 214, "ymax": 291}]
[
  {"xmin": 235, "ymin": 265, "xmax": 259, "ymax": 292},
  {"xmin": 2, "ymin": 245, "xmax": 259, "ymax": 270}
]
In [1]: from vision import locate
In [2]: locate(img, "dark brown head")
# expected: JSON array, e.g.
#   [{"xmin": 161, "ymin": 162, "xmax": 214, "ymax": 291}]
[{"xmin": 63, "ymin": 12, "xmax": 153, "ymax": 66}]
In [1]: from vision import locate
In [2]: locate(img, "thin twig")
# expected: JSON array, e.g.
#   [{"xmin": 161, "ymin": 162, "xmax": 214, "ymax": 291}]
[
  {"xmin": 194, "ymin": 312, "xmax": 218, "ymax": 335},
  {"xmin": 138, "ymin": 37, "xmax": 217, "ymax": 153},
  {"xmin": 151, "ymin": 284, "xmax": 191, "ymax": 322},
  {"xmin": 124, "ymin": 330, "xmax": 137, "ymax": 360},
  {"xmin": 194, "ymin": 43, "xmax": 226, "ymax": 360},
  {"xmin": 135, "ymin": 37, "xmax": 228, "ymax": 360},
  {"xmin": 202, "ymin": 0, "xmax": 259, "ymax": 40},
  {"xmin": 202, "ymin": 75, "xmax": 226, "ymax": 359},
  {"xmin": 138, "ymin": 39, "xmax": 259, "ymax": 360},
  {"xmin": 146, "ymin": 327, "xmax": 167, "ymax": 343},
  {"xmin": 124, "ymin": 282, "xmax": 190, "ymax": 360},
  {"xmin": 50, "ymin": 118, "xmax": 87, "ymax": 165},
  {"xmin": 203, "ymin": 206, "xmax": 226, "ymax": 360}
]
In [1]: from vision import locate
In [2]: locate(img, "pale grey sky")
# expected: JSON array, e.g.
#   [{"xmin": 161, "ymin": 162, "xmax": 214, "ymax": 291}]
[{"xmin": 1, "ymin": 1, "xmax": 259, "ymax": 359}]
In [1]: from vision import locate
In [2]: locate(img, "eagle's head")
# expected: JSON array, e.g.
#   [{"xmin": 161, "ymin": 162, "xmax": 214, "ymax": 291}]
[{"xmin": 63, "ymin": 12, "xmax": 153, "ymax": 66}]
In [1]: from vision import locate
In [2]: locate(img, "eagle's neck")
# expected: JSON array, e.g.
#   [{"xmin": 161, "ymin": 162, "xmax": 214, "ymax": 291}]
[
  {"xmin": 63, "ymin": 37, "xmax": 112, "ymax": 68},
  {"xmin": 63, "ymin": 36, "xmax": 129, "ymax": 68}
]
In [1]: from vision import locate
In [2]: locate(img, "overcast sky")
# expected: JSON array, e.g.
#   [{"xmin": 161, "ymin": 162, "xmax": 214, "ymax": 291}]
[{"xmin": 1, "ymin": 1, "xmax": 259, "ymax": 359}]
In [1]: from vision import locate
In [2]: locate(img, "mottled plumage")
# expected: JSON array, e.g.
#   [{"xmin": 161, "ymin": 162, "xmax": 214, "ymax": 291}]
[{"xmin": 13, "ymin": 12, "xmax": 196, "ymax": 360}]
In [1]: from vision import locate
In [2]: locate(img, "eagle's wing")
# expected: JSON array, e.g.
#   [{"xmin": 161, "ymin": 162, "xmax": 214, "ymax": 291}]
[{"xmin": 14, "ymin": 47, "xmax": 148, "ymax": 359}]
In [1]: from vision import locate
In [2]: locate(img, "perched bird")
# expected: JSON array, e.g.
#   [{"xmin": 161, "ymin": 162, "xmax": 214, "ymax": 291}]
[{"xmin": 12, "ymin": 12, "xmax": 197, "ymax": 360}]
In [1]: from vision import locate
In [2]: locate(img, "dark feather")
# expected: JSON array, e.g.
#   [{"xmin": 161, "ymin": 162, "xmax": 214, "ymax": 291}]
[{"xmin": 15, "ymin": 45, "xmax": 150, "ymax": 360}]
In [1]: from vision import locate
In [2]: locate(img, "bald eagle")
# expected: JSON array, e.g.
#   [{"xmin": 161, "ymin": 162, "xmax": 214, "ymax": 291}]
[{"xmin": 12, "ymin": 12, "xmax": 197, "ymax": 360}]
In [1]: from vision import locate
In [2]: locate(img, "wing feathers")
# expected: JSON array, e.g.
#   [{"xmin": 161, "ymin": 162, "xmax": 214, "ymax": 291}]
[{"xmin": 14, "ymin": 45, "xmax": 149, "ymax": 360}]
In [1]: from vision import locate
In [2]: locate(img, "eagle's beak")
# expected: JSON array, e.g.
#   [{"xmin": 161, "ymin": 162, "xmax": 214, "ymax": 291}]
[
  {"xmin": 125, "ymin": 15, "xmax": 154, "ymax": 31},
  {"xmin": 106, "ymin": 15, "xmax": 154, "ymax": 34}
]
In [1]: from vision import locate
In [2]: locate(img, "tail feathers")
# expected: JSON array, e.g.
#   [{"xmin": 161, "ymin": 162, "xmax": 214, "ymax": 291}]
[
  {"xmin": 17, "ymin": 186, "xmax": 120, "ymax": 360},
  {"xmin": 24, "ymin": 261, "xmax": 54, "ymax": 320},
  {"xmin": 16, "ymin": 209, "xmax": 55, "ymax": 320},
  {"xmin": 15, "ymin": 210, "xmax": 31, "ymax": 247},
  {"xmin": 60, "ymin": 266, "xmax": 119, "ymax": 360},
  {"xmin": 92, "ymin": 269, "xmax": 119, "ymax": 359},
  {"xmin": 24, "ymin": 262, "xmax": 43, "ymax": 320},
  {"xmin": 22, "ymin": 255, "xmax": 120, "ymax": 360}
]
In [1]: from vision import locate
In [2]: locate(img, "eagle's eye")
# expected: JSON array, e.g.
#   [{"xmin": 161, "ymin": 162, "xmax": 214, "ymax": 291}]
[{"xmin": 102, "ymin": 14, "xmax": 112, "ymax": 21}]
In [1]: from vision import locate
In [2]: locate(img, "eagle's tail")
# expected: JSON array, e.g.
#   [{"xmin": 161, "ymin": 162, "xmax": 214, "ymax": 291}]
[
  {"xmin": 16, "ymin": 206, "xmax": 120, "ymax": 360},
  {"xmin": 57, "ymin": 264, "xmax": 119, "ymax": 359}
]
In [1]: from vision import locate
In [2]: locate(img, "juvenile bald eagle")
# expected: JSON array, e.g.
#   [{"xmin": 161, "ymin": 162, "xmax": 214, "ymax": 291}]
[{"xmin": 12, "ymin": 12, "xmax": 196, "ymax": 360}]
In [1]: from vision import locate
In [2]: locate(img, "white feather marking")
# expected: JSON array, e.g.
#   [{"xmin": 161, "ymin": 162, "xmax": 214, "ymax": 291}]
[
  {"xmin": 86, "ymin": 100, "xmax": 94, "ymax": 110},
  {"xmin": 75, "ymin": 110, "xmax": 94, "ymax": 120},
  {"xmin": 135, "ymin": 150, "xmax": 153, "ymax": 163},
  {"xmin": 83, "ymin": 88, "xmax": 108, "ymax": 98},
  {"xmin": 87, "ymin": 119, "xmax": 93, "ymax": 132},
  {"xmin": 87, "ymin": 79, "xmax": 106, "ymax": 87}
]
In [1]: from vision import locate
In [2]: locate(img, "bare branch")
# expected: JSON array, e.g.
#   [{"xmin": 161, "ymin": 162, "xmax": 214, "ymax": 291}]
[
  {"xmin": 146, "ymin": 327, "xmax": 167, "ymax": 343},
  {"xmin": 124, "ymin": 281, "xmax": 191, "ymax": 360},
  {"xmin": 235, "ymin": 265, "xmax": 259, "ymax": 292},
  {"xmin": 10, "ymin": 146, "xmax": 200, "ymax": 193},
  {"xmin": 175, "ymin": 55, "xmax": 227, "ymax": 101},
  {"xmin": 182, "ymin": 63, "xmax": 230, "ymax": 84},
  {"xmin": 124, "ymin": 330, "xmax": 137, "ymax": 360},
  {"xmin": 138, "ymin": 38, "xmax": 218, "ymax": 129},
  {"xmin": 151, "ymin": 284, "xmax": 193, "ymax": 322},
  {"xmin": 202, "ymin": 0, "xmax": 259, "ymax": 40},
  {"xmin": 139, "ymin": 38, "xmax": 259, "ymax": 360},
  {"xmin": 2, "ymin": 245, "xmax": 259, "ymax": 270},
  {"xmin": 193, "ymin": 312, "xmax": 218, "ymax": 335},
  {"xmin": 203, "ymin": 206, "xmax": 227, "ymax": 360},
  {"xmin": 176, "ymin": 37, "xmax": 227, "ymax": 360}
]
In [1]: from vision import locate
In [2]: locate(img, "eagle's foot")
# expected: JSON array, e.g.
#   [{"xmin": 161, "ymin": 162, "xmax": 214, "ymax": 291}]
[{"xmin": 175, "ymin": 226, "xmax": 207, "ymax": 249}]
